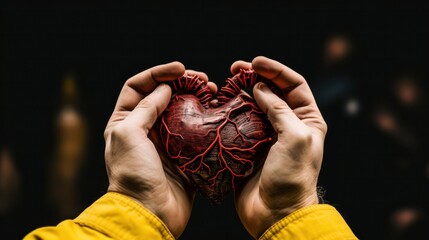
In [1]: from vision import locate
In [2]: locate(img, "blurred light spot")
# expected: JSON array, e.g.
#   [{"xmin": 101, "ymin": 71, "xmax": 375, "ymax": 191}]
[
  {"xmin": 323, "ymin": 33, "xmax": 354, "ymax": 67},
  {"xmin": 394, "ymin": 76, "xmax": 420, "ymax": 107},
  {"xmin": 0, "ymin": 147, "xmax": 21, "ymax": 215},
  {"xmin": 391, "ymin": 207, "xmax": 421, "ymax": 231},
  {"xmin": 345, "ymin": 98, "xmax": 360, "ymax": 116},
  {"xmin": 374, "ymin": 110, "xmax": 397, "ymax": 133}
]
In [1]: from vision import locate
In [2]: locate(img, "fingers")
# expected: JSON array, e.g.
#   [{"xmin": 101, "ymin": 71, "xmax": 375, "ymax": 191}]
[
  {"xmin": 115, "ymin": 61, "xmax": 185, "ymax": 112},
  {"xmin": 185, "ymin": 69, "xmax": 208, "ymax": 83},
  {"xmin": 229, "ymin": 57, "xmax": 318, "ymax": 109},
  {"xmin": 251, "ymin": 56, "xmax": 316, "ymax": 109},
  {"xmin": 184, "ymin": 69, "xmax": 218, "ymax": 94},
  {"xmin": 251, "ymin": 56, "xmax": 306, "ymax": 92},
  {"xmin": 251, "ymin": 56, "xmax": 327, "ymax": 135},
  {"xmin": 207, "ymin": 82, "xmax": 218, "ymax": 95},
  {"xmin": 124, "ymin": 84, "xmax": 172, "ymax": 135},
  {"xmin": 230, "ymin": 60, "xmax": 252, "ymax": 75},
  {"xmin": 253, "ymin": 82, "xmax": 303, "ymax": 142}
]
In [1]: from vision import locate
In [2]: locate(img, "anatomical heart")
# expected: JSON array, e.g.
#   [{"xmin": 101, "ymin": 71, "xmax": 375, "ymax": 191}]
[{"xmin": 159, "ymin": 69, "xmax": 280, "ymax": 204}]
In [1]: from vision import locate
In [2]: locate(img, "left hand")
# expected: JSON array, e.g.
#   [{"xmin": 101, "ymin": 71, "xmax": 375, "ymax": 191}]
[{"xmin": 104, "ymin": 62, "xmax": 215, "ymax": 238}]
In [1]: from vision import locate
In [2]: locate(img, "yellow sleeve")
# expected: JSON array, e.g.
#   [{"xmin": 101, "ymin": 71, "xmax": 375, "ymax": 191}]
[
  {"xmin": 23, "ymin": 192, "xmax": 174, "ymax": 240},
  {"xmin": 259, "ymin": 204, "xmax": 358, "ymax": 240}
]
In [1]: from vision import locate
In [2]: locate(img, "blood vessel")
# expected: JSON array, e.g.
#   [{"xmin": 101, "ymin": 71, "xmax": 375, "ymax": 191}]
[{"xmin": 160, "ymin": 69, "xmax": 279, "ymax": 204}]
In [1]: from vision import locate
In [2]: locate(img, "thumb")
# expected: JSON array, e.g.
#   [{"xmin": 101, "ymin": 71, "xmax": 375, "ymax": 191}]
[
  {"xmin": 253, "ymin": 82, "xmax": 302, "ymax": 142},
  {"xmin": 125, "ymin": 83, "xmax": 172, "ymax": 135}
]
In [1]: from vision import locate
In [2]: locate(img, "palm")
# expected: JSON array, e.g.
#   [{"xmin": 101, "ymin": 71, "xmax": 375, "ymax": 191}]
[
  {"xmin": 231, "ymin": 57, "xmax": 327, "ymax": 238},
  {"xmin": 235, "ymin": 130, "xmax": 324, "ymax": 237},
  {"xmin": 103, "ymin": 62, "xmax": 203, "ymax": 238},
  {"xmin": 106, "ymin": 121, "xmax": 194, "ymax": 235}
]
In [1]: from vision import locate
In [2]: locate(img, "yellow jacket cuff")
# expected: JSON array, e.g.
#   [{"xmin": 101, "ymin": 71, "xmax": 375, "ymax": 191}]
[
  {"xmin": 259, "ymin": 204, "xmax": 358, "ymax": 240},
  {"xmin": 24, "ymin": 192, "xmax": 174, "ymax": 240}
]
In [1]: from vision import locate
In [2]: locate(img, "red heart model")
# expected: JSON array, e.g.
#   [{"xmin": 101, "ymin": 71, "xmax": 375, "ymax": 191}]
[{"xmin": 159, "ymin": 69, "xmax": 280, "ymax": 204}]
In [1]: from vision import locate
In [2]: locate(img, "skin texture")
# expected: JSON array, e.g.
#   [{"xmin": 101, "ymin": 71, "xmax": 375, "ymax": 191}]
[
  {"xmin": 104, "ymin": 62, "xmax": 217, "ymax": 238},
  {"xmin": 232, "ymin": 56, "xmax": 328, "ymax": 238},
  {"xmin": 103, "ymin": 56, "xmax": 327, "ymax": 239}
]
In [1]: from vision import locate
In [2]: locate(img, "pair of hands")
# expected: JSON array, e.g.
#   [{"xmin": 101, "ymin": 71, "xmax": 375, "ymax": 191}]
[{"xmin": 103, "ymin": 56, "xmax": 327, "ymax": 239}]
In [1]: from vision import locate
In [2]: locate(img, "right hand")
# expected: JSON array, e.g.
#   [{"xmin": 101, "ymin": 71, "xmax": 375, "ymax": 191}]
[{"xmin": 233, "ymin": 56, "xmax": 328, "ymax": 238}]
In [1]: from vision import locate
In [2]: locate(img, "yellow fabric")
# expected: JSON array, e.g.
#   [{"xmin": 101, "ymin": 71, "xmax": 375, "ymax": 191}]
[
  {"xmin": 23, "ymin": 192, "xmax": 174, "ymax": 240},
  {"xmin": 259, "ymin": 204, "xmax": 358, "ymax": 240},
  {"xmin": 24, "ymin": 193, "xmax": 357, "ymax": 240}
]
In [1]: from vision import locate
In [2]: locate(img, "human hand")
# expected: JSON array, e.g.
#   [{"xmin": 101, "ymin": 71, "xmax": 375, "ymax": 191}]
[
  {"xmin": 103, "ymin": 62, "xmax": 216, "ymax": 238},
  {"xmin": 233, "ymin": 56, "xmax": 328, "ymax": 238}
]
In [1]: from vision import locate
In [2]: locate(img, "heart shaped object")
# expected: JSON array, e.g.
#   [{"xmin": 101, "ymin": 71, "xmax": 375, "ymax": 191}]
[{"xmin": 159, "ymin": 69, "xmax": 280, "ymax": 204}]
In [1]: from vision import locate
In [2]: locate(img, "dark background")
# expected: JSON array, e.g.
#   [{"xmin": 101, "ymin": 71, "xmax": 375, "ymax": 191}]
[{"xmin": 1, "ymin": 1, "xmax": 428, "ymax": 239}]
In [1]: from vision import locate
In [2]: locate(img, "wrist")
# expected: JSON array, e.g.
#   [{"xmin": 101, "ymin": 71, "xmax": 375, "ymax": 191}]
[
  {"xmin": 75, "ymin": 192, "xmax": 175, "ymax": 240},
  {"xmin": 258, "ymin": 204, "xmax": 357, "ymax": 240},
  {"xmin": 252, "ymin": 191, "xmax": 320, "ymax": 238}
]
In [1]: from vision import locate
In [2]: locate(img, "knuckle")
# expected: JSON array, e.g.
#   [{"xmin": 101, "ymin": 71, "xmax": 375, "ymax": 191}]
[
  {"xmin": 110, "ymin": 124, "xmax": 132, "ymax": 140},
  {"xmin": 291, "ymin": 128, "xmax": 313, "ymax": 147},
  {"xmin": 296, "ymin": 73, "xmax": 306, "ymax": 83},
  {"xmin": 136, "ymin": 98, "xmax": 159, "ymax": 119},
  {"xmin": 321, "ymin": 120, "xmax": 328, "ymax": 134},
  {"xmin": 272, "ymin": 100, "xmax": 289, "ymax": 110},
  {"xmin": 104, "ymin": 129, "xmax": 110, "ymax": 140},
  {"xmin": 137, "ymin": 97, "xmax": 152, "ymax": 107},
  {"xmin": 269, "ymin": 100, "xmax": 290, "ymax": 115}
]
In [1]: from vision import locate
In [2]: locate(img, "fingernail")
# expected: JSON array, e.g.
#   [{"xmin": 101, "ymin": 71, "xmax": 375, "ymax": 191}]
[{"xmin": 257, "ymin": 82, "xmax": 270, "ymax": 93}]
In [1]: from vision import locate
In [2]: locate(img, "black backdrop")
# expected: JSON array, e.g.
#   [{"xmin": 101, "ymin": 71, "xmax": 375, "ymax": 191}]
[{"xmin": 1, "ymin": 1, "xmax": 428, "ymax": 239}]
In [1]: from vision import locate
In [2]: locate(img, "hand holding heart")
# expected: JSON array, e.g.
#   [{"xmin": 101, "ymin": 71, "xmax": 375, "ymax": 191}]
[
  {"xmin": 232, "ymin": 57, "xmax": 327, "ymax": 238},
  {"xmin": 104, "ymin": 56, "xmax": 327, "ymax": 239},
  {"xmin": 104, "ymin": 62, "xmax": 215, "ymax": 238}
]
